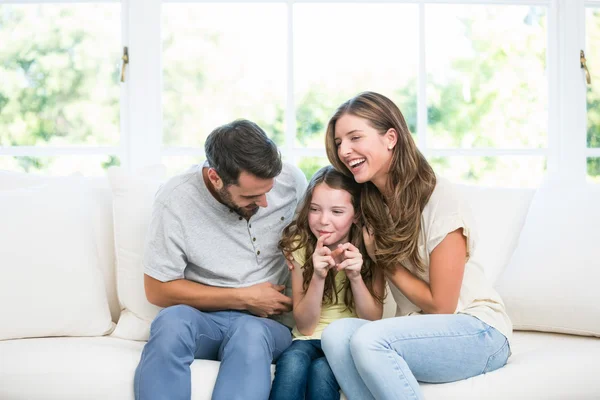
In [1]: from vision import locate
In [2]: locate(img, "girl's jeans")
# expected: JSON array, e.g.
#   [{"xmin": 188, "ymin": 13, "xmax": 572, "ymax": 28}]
[{"xmin": 269, "ymin": 339, "xmax": 340, "ymax": 400}]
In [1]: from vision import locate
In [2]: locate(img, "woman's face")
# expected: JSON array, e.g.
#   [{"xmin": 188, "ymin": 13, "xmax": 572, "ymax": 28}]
[
  {"xmin": 333, "ymin": 113, "xmax": 394, "ymax": 189},
  {"xmin": 308, "ymin": 183, "xmax": 356, "ymax": 249}
]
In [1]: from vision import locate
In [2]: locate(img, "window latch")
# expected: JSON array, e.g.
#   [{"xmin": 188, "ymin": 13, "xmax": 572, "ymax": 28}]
[
  {"xmin": 121, "ymin": 46, "xmax": 129, "ymax": 83},
  {"xmin": 581, "ymin": 50, "xmax": 591, "ymax": 85}
]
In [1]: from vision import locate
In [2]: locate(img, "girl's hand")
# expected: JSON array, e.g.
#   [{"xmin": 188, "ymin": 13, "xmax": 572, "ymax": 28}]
[
  {"xmin": 312, "ymin": 234, "xmax": 336, "ymax": 279},
  {"xmin": 362, "ymin": 226, "xmax": 377, "ymax": 261},
  {"xmin": 336, "ymin": 243, "xmax": 363, "ymax": 281}
]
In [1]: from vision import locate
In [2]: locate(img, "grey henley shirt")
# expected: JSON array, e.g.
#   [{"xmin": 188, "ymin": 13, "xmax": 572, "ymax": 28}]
[{"xmin": 143, "ymin": 162, "xmax": 307, "ymax": 292}]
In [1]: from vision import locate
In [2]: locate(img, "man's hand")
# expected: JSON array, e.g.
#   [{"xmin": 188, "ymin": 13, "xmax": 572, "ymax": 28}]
[{"xmin": 243, "ymin": 282, "xmax": 293, "ymax": 317}]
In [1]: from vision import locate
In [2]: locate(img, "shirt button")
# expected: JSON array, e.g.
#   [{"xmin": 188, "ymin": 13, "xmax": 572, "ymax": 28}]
[
  {"xmin": 238, "ymin": 216, "xmax": 243, "ymax": 220},
  {"xmin": 280, "ymin": 216, "xmax": 284, "ymax": 221},
  {"xmin": 253, "ymin": 237, "xmax": 256, "ymax": 242},
  {"xmin": 257, "ymin": 250, "xmax": 261, "ymax": 255},
  {"xmin": 249, "ymin": 224, "xmax": 252, "ymax": 228}
]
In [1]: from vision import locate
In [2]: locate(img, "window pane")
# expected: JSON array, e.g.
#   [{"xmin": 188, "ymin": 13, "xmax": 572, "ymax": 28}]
[
  {"xmin": 587, "ymin": 8, "xmax": 600, "ymax": 148},
  {"xmin": 426, "ymin": 5, "xmax": 547, "ymax": 149},
  {"xmin": 162, "ymin": 4, "xmax": 286, "ymax": 147},
  {"xmin": 429, "ymin": 156, "xmax": 545, "ymax": 187},
  {"xmin": 588, "ymin": 157, "xmax": 600, "ymax": 183},
  {"xmin": 162, "ymin": 155, "xmax": 203, "ymax": 178},
  {"xmin": 0, "ymin": 155, "xmax": 120, "ymax": 176},
  {"xmin": 294, "ymin": 4, "xmax": 418, "ymax": 148},
  {"xmin": 0, "ymin": 4, "xmax": 121, "ymax": 147},
  {"xmin": 297, "ymin": 157, "xmax": 330, "ymax": 181}
]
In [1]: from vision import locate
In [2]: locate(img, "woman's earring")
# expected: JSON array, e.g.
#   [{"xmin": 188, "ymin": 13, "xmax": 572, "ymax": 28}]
[{"xmin": 388, "ymin": 145, "xmax": 393, "ymax": 150}]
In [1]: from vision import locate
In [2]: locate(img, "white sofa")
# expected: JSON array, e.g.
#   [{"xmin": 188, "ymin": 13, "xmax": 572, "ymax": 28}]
[{"xmin": 1, "ymin": 167, "xmax": 599, "ymax": 400}]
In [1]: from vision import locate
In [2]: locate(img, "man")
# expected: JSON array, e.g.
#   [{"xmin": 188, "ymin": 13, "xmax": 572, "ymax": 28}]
[{"xmin": 134, "ymin": 119, "xmax": 307, "ymax": 400}]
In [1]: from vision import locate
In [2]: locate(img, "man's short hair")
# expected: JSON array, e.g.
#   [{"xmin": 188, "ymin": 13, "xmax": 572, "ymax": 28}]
[{"xmin": 204, "ymin": 119, "xmax": 282, "ymax": 186}]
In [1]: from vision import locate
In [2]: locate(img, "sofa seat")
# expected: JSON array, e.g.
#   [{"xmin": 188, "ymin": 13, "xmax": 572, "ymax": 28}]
[{"xmin": 1, "ymin": 332, "xmax": 598, "ymax": 400}]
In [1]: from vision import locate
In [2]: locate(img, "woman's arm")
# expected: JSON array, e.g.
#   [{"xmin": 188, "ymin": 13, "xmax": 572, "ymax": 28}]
[{"xmin": 385, "ymin": 229, "xmax": 466, "ymax": 314}]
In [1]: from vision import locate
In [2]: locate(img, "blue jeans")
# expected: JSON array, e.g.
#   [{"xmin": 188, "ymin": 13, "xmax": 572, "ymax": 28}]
[
  {"xmin": 321, "ymin": 314, "xmax": 510, "ymax": 400},
  {"xmin": 269, "ymin": 339, "xmax": 339, "ymax": 400},
  {"xmin": 134, "ymin": 305, "xmax": 292, "ymax": 400}
]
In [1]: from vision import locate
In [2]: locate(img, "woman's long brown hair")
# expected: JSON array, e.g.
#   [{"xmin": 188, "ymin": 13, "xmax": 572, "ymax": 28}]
[
  {"xmin": 325, "ymin": 92, "xmax": 437, "ymax": 273},
  {"xmin": 279, "ymin": 166, "xmax": 383, "ymax": 311}
]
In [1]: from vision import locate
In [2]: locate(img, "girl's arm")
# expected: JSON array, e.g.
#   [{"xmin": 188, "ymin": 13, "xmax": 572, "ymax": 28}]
[
  {"xmin": 291, "ymin": 234, "xmax": 335, "ymax": 336},
  {"xmin": 385, "ymin": 229, "xmax": 466, "ymax": 314},
  {"xmin": 290, "ymin": 260, "xmax": 324, "ymax": 335},
  {"xmin": 337, "ymin": 243, "xmax": 385, "ymax": 320}
]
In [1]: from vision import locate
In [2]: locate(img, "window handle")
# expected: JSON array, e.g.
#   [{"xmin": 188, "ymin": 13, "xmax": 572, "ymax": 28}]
[
  {"xmin": 121, "ymin": 47, "xmax": 129, "ymax": 83},
  {"xmin": 581, "ymin": 50, "xmax": 591, "ymax": 85}
]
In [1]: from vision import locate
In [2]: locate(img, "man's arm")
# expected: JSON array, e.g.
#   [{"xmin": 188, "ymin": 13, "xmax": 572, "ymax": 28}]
[{"xmin": 144, "ymin": 275, "xmax": 292, "ymax": 317}]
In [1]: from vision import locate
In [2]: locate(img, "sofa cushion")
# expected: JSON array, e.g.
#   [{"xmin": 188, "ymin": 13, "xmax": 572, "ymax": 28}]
[
  {"xmin": 107, "ymin": 166, "xmax": 165, "ymax": 341},
  {"xmin": 495, "ymin": 180, "xmax": 600, "ymax": 337},
  {"xmin": 1, "ymin": 332, "xmax": 598, "ymax": 399},
  {"xmin": 0, "ymin": 184, "xmax": 114, "ymax": 340},
  {"xmin": 0, "ymin": 170, "xmax": 120, "ymax": 323}
]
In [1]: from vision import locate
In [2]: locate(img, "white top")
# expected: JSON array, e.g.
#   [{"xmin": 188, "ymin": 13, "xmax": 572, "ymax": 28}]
[{"xmin": 388, "ymin": 177, "xmax": 513, "ymax": 342}]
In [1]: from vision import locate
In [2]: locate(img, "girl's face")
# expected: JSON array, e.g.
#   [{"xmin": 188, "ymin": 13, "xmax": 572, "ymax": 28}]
[
  {"xmin": 308, "ymin": 183, "xmax": 356, "ymax": 249},
  {"xmin": 333, "ymin": 113, "xmax": 395, "ymax": 190}
]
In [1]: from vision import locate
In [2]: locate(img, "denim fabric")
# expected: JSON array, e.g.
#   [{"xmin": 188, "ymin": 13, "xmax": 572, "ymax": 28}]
[
  {"xmin": 269, "ymin": 339, "xmax": 339, "ymax": 400},
  {"xmin": 134, "ymin": 305, "xmax": 292, "ymax": 400},
  {"xmin": 321, "ymin": 314, "xmax": 510, "ymax": 400}
]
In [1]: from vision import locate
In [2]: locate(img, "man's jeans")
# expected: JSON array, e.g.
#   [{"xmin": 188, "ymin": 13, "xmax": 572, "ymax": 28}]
[
  {"xmin": 269, "ymin": 339, "xmax": 339, "ymax": 400},
  {"xmin": 321, "ymin": 314, "xmax": 510, "ymax": 400},
  {"xmin": 134, "ymin": 305, "xmax": 292, "ymax": 400}
]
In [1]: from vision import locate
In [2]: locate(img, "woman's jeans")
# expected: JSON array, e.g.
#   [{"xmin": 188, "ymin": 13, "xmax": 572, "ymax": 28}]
[
  {"xmin": 269, "ymin": 339, "xmax": 340, "ymax": 400},
  {"xmin": 134, "ymin": 305, "xmax": 292, "ymax": 400},
  {"xmin": 321, "ymin": 314, "xmax": 510, "ymax": 400}
]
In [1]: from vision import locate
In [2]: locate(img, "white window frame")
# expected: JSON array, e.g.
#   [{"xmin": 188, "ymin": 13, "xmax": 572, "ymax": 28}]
[
  {"xmin": 585, "ymin": 0, "xmax": 600, "ymax": 168},
  {"xmin": 0, "ymin": 0, "xmax": 594, "ymax": 184}
]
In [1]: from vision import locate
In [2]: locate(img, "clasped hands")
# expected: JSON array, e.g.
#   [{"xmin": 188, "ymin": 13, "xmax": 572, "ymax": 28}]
[{"xmin": 287, "ymin": 233, "xmax": 365, "ymax": 281}]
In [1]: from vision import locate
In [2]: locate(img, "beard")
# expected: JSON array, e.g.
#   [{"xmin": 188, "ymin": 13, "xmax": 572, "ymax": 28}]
[{"xmin": 217, "ymin": 186, "xmax": 259, "ymax": 219}]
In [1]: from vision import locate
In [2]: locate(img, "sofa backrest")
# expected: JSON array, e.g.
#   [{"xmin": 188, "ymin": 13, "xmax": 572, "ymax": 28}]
[
  {"xmin": 83, "ymin": 177, "xmax": 120, "ymax": 323},
  {"xmin": 457, "ymin": 184, "xmax": 536, "ymax": 284},
  {"xmin": 1, "ymin": 170, "xmax": 537, "ymax": 327}
]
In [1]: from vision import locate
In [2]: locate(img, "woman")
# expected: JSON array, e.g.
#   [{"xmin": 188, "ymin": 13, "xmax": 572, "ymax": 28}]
[{"xmin": 320, "ymin": 92, "xmax": 512, "ymax": 400}]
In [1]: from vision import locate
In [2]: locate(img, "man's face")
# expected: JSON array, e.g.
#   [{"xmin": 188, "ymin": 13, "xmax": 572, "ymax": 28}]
[{"xmin": 218, "ymin": 171, "xmax": 274, "ymax": 219}]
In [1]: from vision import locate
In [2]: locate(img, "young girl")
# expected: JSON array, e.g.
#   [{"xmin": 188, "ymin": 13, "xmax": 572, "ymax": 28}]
[
  {"xmin": 320, "ymin": 92, "xmax": 512, "ymax": 400},
  {"xmin": 269, "ymin": 165, "xmax": 385, "ymax": 400}
]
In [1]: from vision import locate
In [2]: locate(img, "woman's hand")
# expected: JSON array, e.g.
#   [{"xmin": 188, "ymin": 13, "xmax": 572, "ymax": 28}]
[
  {"xmin": 336, "ymin": 243, "xmax": 363, "ymax": 281},
  {"xmin": 362, "ymin": 226, "xmax": 377, "ymax": 261},
  {"xmin": 312, "ymin": 234, "xmax": 336, "ymax": 279}
]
